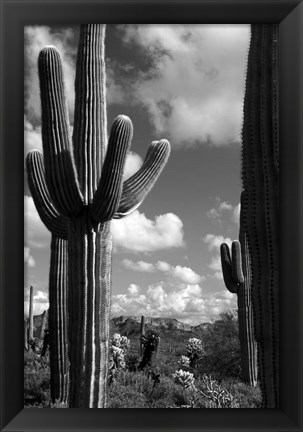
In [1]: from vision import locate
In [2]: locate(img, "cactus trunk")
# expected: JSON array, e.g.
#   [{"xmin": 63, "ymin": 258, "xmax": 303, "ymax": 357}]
[
  {"xmin": 238, "ymin": 191, "xmax": 258, "ymax": 387},
  {"xmin": 49, "ymin": 236, "xmax": 69, "ymax": 403},
  {"xmin": 241, "ymin": 24, "xmax": 279, "ymax": 407},
  {"xmin": 29, "ymin": 286, "xmax": 34, "ymax": 339},
  {"xmin": 68, "ymin": 216, "xmax": 112, "ymax": 407}
]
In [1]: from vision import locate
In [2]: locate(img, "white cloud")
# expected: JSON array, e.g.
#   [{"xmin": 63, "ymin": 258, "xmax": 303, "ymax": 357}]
[
  {"xmin": 123, "ymin": 151, "xmax": 143, "ymax": 180},
  {"xmin": 127, "ymin": 283, "xmax": 141, "ymax": 296},
  {"xmin": 24, "ymin": 247, "xmax": 36, "ymax": 267},
  {"xmin": 207, "ymin": 198, "xmax": 240, "ymax": 226},
  {"xmin": 24, "ymin": 117, "xmax": 43, "ymax": 157},
  {"xmin": 122, "ymin": 258, "xmax": 202, "ymax": 284},
  {"xmin": 118, "ymin": 24, "xmax": 250, "ymax": 148},
  {"xmin": 24, "ymin": 196, "xmax": 51, "ymax": 248},
  {"xmin": 112, "ymin": 210, "xmax": 184, "ymax": 253},
  {"xmin": 24, "ymin": 26, "xmax": 77, "ymax": 124},
  {"xmin": 112, "ymin": 280, "xmax": 236, "ymax": 325},
  {"xmin": 203, "ymin": 234, "xmax": 232, "ymax": 252},
  {"xmin": 24, "ymin": 287, "xmax": 49, "ymax": 317}
]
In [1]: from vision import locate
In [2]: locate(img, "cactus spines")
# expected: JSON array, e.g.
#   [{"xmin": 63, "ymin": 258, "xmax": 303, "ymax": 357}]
[
  {"xmin": 30, "ymin": 24, "xmax": 170, "ymax": 408},
  {"xmin": 29, "ymin": 285, "xmax": 34, "ymax": 340},
  {"xmin": 241, "ymin": 24, "xmax": 279, "ymax": 407},
  {"xmin": 26, "ymin": 150, "xmax": 69, "ymax": 403}
]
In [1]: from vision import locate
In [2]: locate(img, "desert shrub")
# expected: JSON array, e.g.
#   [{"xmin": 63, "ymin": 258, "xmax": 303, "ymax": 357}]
[
  {"xmin": 198, "ymin": 311, "xmax": 241, "ymax": 381},
  {"xmin": 221, "ymin": 379, "xmax": 262, "ymax": 408},
  {"xmin": 24, "ymin": 350, "xmax": 50, "ymax": 406}
]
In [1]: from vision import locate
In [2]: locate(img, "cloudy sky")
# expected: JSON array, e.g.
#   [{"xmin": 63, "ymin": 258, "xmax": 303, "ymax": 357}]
[{"xmin": 24, "ymin": 24, "xmax": 250, "ymax": 325}]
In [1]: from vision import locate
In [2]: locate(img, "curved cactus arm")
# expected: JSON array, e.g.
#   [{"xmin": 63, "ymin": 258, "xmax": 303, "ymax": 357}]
[
  {"xmin": 91, "ymin": 115, "xmax": 133, "ymax": 223},
  {"xmin": 73, "ymin": 24, "xmax": 107, "ymax": 203},
  {"xmin": 38, "ymin": 46, "xmax": 83, "ymax": 216},
  {"xmin": 220, "ymin": 243, "xmax": 240, "ymax": 294},
  {"xmin": 114, "ymin": 139, "xmax": 171, "ymax": 219},
  {"xmin": 26, "ymin": 150, "xmax": 68, "ymax": 239},
  {"xmin": 231, "ymin": 241, "xmax": 244, "ymax": 283}
]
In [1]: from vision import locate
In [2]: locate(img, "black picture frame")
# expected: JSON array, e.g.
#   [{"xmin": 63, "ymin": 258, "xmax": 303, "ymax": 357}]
[{"xmin": 1, "ymin": 0, "xmax": 302, "ymax": 430}]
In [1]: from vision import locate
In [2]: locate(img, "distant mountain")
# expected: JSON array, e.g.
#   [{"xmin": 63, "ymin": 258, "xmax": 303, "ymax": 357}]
[
  {"xmin": 26, "ymin": 311, "xmax": 208, "ymax": 339},
  {"xmin": 112, "ymin": 316, "xmax": 195, "ymax": 332}
]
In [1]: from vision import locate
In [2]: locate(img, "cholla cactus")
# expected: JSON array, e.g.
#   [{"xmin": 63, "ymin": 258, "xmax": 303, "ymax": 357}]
[
  {"xmin": 199, "ymin": 374, "xmax": 239, "ymax": 408},
  {"xmin": 173, "ymin": 369, "xmax": 195, "ymax": 389},
  {"xmin": 109, "ymin": 346, "xmax": 126, "ymax": 370},
  {"xmin": 111, "ymin": 333, "xmax": 130, "ymax": 352},
  {"xmin": 178, "ymin": 355, "xmax": 190, "ymax": 369},
  {"xmin": 186, "ymin": 338, "xmax": 204, "ymax": 368}
]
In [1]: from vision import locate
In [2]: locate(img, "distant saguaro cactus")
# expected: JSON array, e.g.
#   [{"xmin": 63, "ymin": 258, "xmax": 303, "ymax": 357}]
[
  {"xmin": 24, "ymin": 319, "xmax": 29, "ymax": 351},
  {"xmin": 30, "ymin": 24, "xmax": 170, "ymax": 408},
  {"xmin": 140, "ymin": 315, "xmax": 145, "ymax": 356},
  {"xmin": 26, "ymin": 152, "xmax": 69, "ymax": 403},
  {"xmin": 40, "ymin": 309, "xmax": 49, "ymax": 339},
  {"xmin": 240, "ymin": 24, "xmax": 279, "ymax": 407},
  {"xmin": 220, "ymin": 193, "xmax": 258, "ymax": 387},
  {"xmin": 29, "ymin": 286, "xmax": 34, "ymax": 340}
]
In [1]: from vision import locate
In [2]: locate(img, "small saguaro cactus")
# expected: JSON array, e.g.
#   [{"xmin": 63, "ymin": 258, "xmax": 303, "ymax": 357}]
[
  {"xmin": 24, "ymin": 319, "xmax": 29, "ymax": 351},
  {"xmin": 40, "ymin": 309, "xmax": 49, "ymax": 339},
  {"xmin": 241, "ymin": 24, "xmax": 279, "ymax": 407},
  {"xmin": 220, "ymin": 193, "xmax": 258, "ymax": 387},
  {"xmin": 31, "ymin": 24, "xmax": 170, "ymax": 408},
  {"xmin": 28, "ymin": 285, "xmax": 34, "ymax": 340},
  {"xmin": 26, "ymin": 151, "xmax": 69, "ymax": 403},
  {"xmin": 140, "ymin": 315, "xmax": 145, "ymax": 356}
]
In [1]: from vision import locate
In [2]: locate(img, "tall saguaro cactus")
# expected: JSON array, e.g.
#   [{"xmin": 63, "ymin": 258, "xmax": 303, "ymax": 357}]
[
  {"xmin": 31, "ymin": 24, "xmax": 170, "ymax": 408},
  {"xmin": 26, "ymin": 151, "xmax": 69, "ymax": 403},
  {"xmin": 220, "ymin": 192, "xmax": 258, "ymax": 387},
  {"xmin": 241, "ymin": 24, "xmax": 279, "ymax": 407}
]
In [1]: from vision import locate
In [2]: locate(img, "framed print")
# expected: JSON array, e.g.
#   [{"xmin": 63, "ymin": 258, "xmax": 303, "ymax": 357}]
[{"xmin": 1, "ymin": 0, "xmax": 302, "ymax": 431}]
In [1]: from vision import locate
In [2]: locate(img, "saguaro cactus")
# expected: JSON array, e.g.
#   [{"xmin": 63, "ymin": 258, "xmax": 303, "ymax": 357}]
[
  {"xmin": 220, "ymin": 193, "xmax": 258, "ymax": 387},
  {"xmin": 40, "ymin": 309, "xmax": 48, "ymax": 339},
  {"xmin": 31, "ymin": 24, "xmax": 170, "ymax": 408},
  {"xmin": 28, "ymin": 285, "xmax": 34, "ymax": 340},
  {"xmin": 26, "ymin": 151, "xmax": 69, "ymax": 403},
  {"xmin": 140, "ymin": 315, "xmax": 145, "ymax": 356},
  {"xmin": 241, "ymin": 24, "xmax": 279, "ymax": 407},
  {"xmin": 24, "ymin": 319, "xmax": 29, "ymax": 351}
]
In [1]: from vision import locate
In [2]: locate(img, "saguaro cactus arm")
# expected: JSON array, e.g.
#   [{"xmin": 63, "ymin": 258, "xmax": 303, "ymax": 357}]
[
  {"xmin": 38, "ymin": 47, "xmax": 83, "ymax": 216},
  {"xmin": 114, "ymin": 139, "xmax": 171, "ymax": 219},
  {"xmin": 91, "ymin": 115, "xmax": 133, "ymax": 222},
  {"xmin": 73, "ymin": 25, "xmax": 107, "ymax": 203},
  {"xmin": 26, "ymin": 150, "xmax": 68, "ymax": 239},
  {"xmin": 220, "ymin": 241, "xmax": 244, "ymax": 294}
]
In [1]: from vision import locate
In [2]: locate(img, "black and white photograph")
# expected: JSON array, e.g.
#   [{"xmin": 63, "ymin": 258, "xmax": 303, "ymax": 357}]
[{"xmin": 24, "ymin": 23, "xmax": 279, "ymax": 409}]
